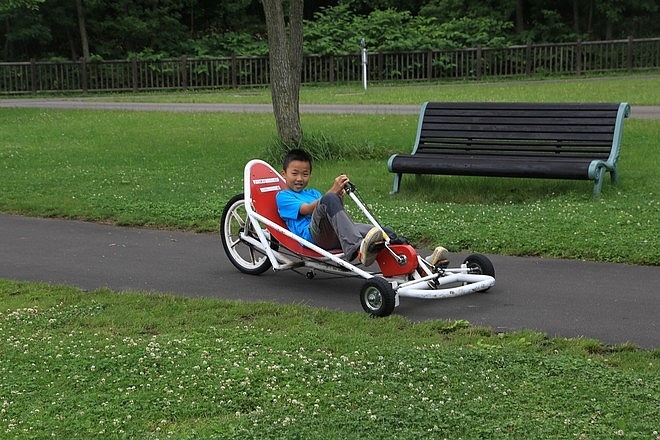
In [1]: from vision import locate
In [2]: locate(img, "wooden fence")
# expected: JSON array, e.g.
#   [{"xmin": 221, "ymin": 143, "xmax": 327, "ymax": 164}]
[{"xmin": 1, "ymin": 37, "xmax": 658, "ymax": 94}]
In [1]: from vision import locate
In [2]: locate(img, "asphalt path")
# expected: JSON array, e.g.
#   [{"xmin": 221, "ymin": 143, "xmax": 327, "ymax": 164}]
[
  {"xmin": 1, "ymin": 98, "xmax": 658, "ymax": 348},
  {"xmin": 0, "ymin": 98, "xmax": 659, "ymax": 118},
  {"xmin": 1, "ymin": 214, "xmax": 658, "ymax": 348}
]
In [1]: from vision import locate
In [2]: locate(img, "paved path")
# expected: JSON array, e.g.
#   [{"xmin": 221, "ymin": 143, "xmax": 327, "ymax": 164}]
[
  {"xmin": 1, "ymin": 97, "xmax": 658, "ymax": 348},
  {"xmin": 0, "ymin": 98, "xmax": 659, "ymax": 118},
  {"xmin": 1, "ymin": 214, "xmax": 658, "ymax": 348}
]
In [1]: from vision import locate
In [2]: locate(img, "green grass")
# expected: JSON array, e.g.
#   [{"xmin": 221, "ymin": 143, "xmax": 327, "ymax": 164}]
[
  {"xmin": 1, "ymin": 77, "xmax": 659, "ymax": 438},
  {"xmin": 0, "ymin": 105, "xmax": 658, "ymax": 264},
  {"xmin": 1, "ymin": 279, "xmax": 658, "ymax": 438},
  {"xmin": 69, "ymin": 74, "xmax": 660, "ymax": 105}
]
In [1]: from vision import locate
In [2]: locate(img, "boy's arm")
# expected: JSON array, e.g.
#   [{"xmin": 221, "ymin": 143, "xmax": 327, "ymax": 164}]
[
  {"xmin": 297, "ymin": 188, "xmax": 324, "ymax": 215},
  {"xmin": 298, "ymin": 199, "xmax": 318, "ymax": 216},
  {"xmin": 277, "ymin": 189, "xmax": 321, "ymax": 219},
  {"xmin": 301, "ymin": 175, "xmax": 347, "ymax": 215}
]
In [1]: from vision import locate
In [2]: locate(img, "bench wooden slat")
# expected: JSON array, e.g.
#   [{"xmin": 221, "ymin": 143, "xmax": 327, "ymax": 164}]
[
  {"xmin": 424, "ymin": 114, "xmax": 616, "ymax": 126},
  {"xmin": 417, "ymin": 147, "xmax": 612, "ymax": 157},
  {"xmin": 423, "ymin": 114, "xmax": 618, "ymax": 124},
  {"xmin": 391, "ymin": 154, "xmax": 591, "ymax": 179},
  {"xmin": 420, "ymin": 130, "xmax": 615, "ymax": 142},
  {"xmin": 424, "ymin": 102, "xmax": 620, "ymax": 112},
  {"xmin": 388, "ymin": 101, "xmax": 631, "ymax": 198}
]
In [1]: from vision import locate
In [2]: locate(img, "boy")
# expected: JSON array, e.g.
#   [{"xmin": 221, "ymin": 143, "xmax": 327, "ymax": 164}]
[{"xmin": 276, "ymin": 149, "xmax": 385, "ymax": 266}]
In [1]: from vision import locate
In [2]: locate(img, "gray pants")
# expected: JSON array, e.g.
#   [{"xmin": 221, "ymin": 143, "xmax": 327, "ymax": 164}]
[{"xmin": 309, "ymin": 193, "xmax": 372, "ymax": 260}]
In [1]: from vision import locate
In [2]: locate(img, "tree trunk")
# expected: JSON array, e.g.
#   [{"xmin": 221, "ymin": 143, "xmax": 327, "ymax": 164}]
[
  {"xmin": 261, "ymin": 0, "xmax": 303, "ymax": 145},
  {"xmin": 587, "ymin": 0, "xmax": 594, "ymax": 36},
  {"xmin": 75, "ymin": 0, "xmax": 90, "ymax": 61},
  {"xmin": 3, "ymin": 17, "xmax": 10, "ymax": 60},
  {"xmin": 515, "ymin": 0, "xmax": 524, "ymax": 33}
]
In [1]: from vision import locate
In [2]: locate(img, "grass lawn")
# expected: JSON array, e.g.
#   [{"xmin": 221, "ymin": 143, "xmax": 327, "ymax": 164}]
[
  {"xmin": 1, "ymin": 279, "xmax": 658, "ymax": 438},
  {"xmin": 1, "ymin": 78, "xmax": 658, "ymax": 264},
  {"xmin": 0, "ymin": 76, "xmax": 658, "ymax": 438},
  {"xmin": 90, "ymin": 74, "xmax": 660, "ymax": 106}
]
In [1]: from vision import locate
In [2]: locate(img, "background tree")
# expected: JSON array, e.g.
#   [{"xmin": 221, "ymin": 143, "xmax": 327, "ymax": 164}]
[
  {"xmin": 75, "ymin": 0, "xmax": 89, "ymax": 60},
  {"xmin": 1, "ymin": 0, "xmax": 658, "ymax": 61},
  {"xmin": 261, "ymin": 0, "xmax": 304, "ymax": 145},
  {"xmin": 0, "ymin": 0, "xmax": 42, "ymax": 10}
]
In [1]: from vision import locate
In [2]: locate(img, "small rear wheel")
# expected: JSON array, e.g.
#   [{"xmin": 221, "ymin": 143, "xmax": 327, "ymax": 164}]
[
  {"xmin": 220, "ymin": 194, "xmax": 272, "ymax": 275},
  {"xmin": 360, "ymin": 277, "xmax": 396, "ymax": 317},
  {"xmin": 463, "ymin": 253, "xmax": 495, "ymax": 292}
]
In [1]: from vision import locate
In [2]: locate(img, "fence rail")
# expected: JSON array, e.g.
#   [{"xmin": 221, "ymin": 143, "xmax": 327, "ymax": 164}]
[{"xmin": 1, "ymin": 37, "xmax": 658, "ymax": 94}]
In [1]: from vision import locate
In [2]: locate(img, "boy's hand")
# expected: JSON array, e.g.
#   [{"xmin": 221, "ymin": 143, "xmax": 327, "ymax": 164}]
[{"xmin": 330, "ymin": 174, "xmax": 350, "ymax": 195}]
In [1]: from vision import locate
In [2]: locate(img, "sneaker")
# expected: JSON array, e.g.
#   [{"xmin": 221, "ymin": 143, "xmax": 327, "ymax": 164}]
[
  {"xmin": 426, "ymin": 246, "xmax": 449, "ymax": 268},
  {"xmin": 358, "ymin": 227, "xmax": 385, "ymax": 266}
]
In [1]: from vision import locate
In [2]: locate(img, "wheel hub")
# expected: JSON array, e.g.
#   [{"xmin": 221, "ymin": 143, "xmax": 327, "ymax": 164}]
[{"xmin": 365, "ymin": 289, "xmax": 382, "ymax": 309}]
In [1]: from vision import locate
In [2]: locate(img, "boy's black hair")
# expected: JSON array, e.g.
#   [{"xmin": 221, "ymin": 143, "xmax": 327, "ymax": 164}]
[{"xmin": 282, "ymin": 148, "xmax": 313, "ymax": 171}]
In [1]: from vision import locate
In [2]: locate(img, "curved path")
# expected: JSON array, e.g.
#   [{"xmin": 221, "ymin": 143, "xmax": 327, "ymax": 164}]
[
  {"xmin": 0, "ymin": 99, "xmax": 659, "ymax": 118},
  {"xmin": 1, "ymin": 214, "xmax": 658, "ymax": 348},
  {"xmin": 1, "ymin": 98, "xmax": 658, "ymax": 348}
]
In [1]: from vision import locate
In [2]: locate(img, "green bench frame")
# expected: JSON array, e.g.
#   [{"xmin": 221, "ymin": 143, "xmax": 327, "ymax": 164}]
[{"xmin": 387, "ymin": 102, "xmax": 631, "ymax": 198}]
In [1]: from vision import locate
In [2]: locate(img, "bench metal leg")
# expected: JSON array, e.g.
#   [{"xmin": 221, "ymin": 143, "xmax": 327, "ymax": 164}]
[
  {"xmin": 593, "ymin": 168, "xmax": 606, "ymax": 199},
  {"xmin": 390, "ymin": 173, "xmax": 402, "ymax": 194},
  {"xmin": 611, "ymin": 168, "xmax": 619, "ymax": 186}
]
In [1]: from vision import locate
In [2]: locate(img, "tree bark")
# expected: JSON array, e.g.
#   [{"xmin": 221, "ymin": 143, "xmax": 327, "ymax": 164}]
[
  {"xmin": 261, "ymin": 0, "xmax": 303, "ymax": 145},
  {"xmin": 75, "ymin": 0, "xmax": 90, "ymax": 61},
  {"xmin": 515, "ymin": 0, "xmax": 524, "ymax": 33}
]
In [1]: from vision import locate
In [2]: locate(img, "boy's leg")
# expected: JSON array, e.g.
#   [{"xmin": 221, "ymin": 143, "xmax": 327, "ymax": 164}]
[{"xmin": 310, "ymin": 193, "xmax": 363, "ymax": 259}]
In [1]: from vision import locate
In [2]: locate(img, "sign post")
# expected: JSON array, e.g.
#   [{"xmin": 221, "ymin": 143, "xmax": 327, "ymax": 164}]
[{"xmin": 360, "ymin": 38, "xmax": 367, "ymax": 90}]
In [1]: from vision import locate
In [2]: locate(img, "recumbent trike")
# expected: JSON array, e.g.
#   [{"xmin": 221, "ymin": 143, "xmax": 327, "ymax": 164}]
[{"xmin": 220, "ymin": 159, "xmax": 495, "ymax": 317}]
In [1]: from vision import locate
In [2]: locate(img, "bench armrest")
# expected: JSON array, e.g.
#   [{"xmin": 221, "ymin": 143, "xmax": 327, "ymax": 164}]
[{"xmin": 605, "ymin": 102, "xmax": 631, "ymax": 167}]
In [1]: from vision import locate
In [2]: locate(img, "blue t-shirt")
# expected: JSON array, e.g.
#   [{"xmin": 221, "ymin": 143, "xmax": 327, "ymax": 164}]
[{"xmin": 276, "ymin": 188, "xmax": 322, "ymax": 243}]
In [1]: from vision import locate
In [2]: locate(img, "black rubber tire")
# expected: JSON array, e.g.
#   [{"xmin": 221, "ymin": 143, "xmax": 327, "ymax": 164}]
[
  {"xmin": 463, "ymin": 253, "xmax": 495, "ymax": 292},
  {"xmin": 360, "ymin": 277, "xmax": 397, "ymax": 317},
  {"xmin": 220, "ymin": 194, "xmax": 272, "ymax": 275}
]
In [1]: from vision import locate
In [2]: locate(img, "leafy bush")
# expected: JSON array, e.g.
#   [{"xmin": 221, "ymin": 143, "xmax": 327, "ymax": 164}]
[
  {"xmin": 303, "ymin": 5, "xmax": 514, "ymax": 55},
  {"xmin": 264, "ymin": 131, "xmax": 386, "ymax": 165}
]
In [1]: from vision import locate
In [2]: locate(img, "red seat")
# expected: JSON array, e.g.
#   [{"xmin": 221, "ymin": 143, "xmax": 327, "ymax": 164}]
[{"xmin": 247, "ymin": 160, "xmax": 332, "ymax": 258}]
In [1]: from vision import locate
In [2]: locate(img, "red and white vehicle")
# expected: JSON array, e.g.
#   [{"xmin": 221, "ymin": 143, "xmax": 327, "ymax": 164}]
[{"xmin": 221, "ymin": 159, "xmax": 495, "ymax": 317}]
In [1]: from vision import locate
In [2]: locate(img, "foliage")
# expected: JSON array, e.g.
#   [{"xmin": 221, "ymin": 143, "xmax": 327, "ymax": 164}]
[
  {"xmin": 1, "ymin": 0, "xmax": 658, "ymax": 61},
  {"xmin": 0, "ymin": 0, "xmax": 42, "ymax": 11},
  {"xmin": 303, "ymin": 5, "xmax": 513, "ymax": 54},
  {"xmin": 264, "ymin": 131, "xmax": 386, "ymax": 165},
  {"xmin": 0, "ymin": 280, "xmax": 658, "ymax": 438},
  {"xmin": 188, "ymin": 31, "xmax": 269, "ymax": 58}
]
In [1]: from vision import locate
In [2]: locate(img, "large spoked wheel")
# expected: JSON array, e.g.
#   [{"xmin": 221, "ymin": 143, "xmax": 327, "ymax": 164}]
[
  {"xmin": 463, "ymin": 253, "xmax": 495, "ymax": 292},
  {"xmin": 360, "ymin": 277, "xmax": 397, "ymax": 317},
  {"xmin": 220, "ymin": 193, "xmax": 272, "ymax": 275}
]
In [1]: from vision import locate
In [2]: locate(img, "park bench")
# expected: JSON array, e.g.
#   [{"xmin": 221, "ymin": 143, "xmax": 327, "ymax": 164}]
[{"xmin": 387, "ymin": 102, "xmax": 631, "ymax": 198}]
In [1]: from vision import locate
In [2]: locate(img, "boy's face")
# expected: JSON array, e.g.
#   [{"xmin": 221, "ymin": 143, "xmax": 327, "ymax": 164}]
[{"xmin": 282, "ymin": 159, "xmax": 311, "ymax": 192}]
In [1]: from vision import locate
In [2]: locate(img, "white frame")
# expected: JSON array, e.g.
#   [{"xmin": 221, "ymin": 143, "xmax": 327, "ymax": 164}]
[{"xmin": 240, "ymin": 159, "xmax": 495, "ymax": 305}]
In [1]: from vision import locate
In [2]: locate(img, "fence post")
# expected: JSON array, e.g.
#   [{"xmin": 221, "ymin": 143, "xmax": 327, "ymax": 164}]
[
  {"xmin": 328, "ymin": 55, "xmax": 334, "ymax": 83},
  {"xmin": 378, "ymin": 52, "xmax": 384, "ymax": 81},
  {"xmin": 30, "ymin": 59, "xmax": 37, "ymax": 93},
  {"xmin": 131, "ymin": 58, "xmax": 138, "ymax": 92},
  {"xmin": 627, "ymin": 36, "xmax": 633, "ymax": 71},
  {"xmin": 81, "ymin": 57, "xmax": 88, "ymax": 93},
  {"xmin": 525, "ymin": 42, "xmax": 532, "ymax": 76},
  {"xmin": 181, "ymin": 55, "xmax": 188, "ymax": 89},
  {"xmin": 576, "ymin": 40, "xmax": 582, "ymax": 74},
  {"xmin": 476, "ymin": 45, "xmax": 482, "ymax": 80},
  {"xmin": 231, "ymin": 54, "xmax": 237, "ymax": 88},
  {"xmin": 426, "ymin": 50, "xmax": 433, "ymax": 81}
]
